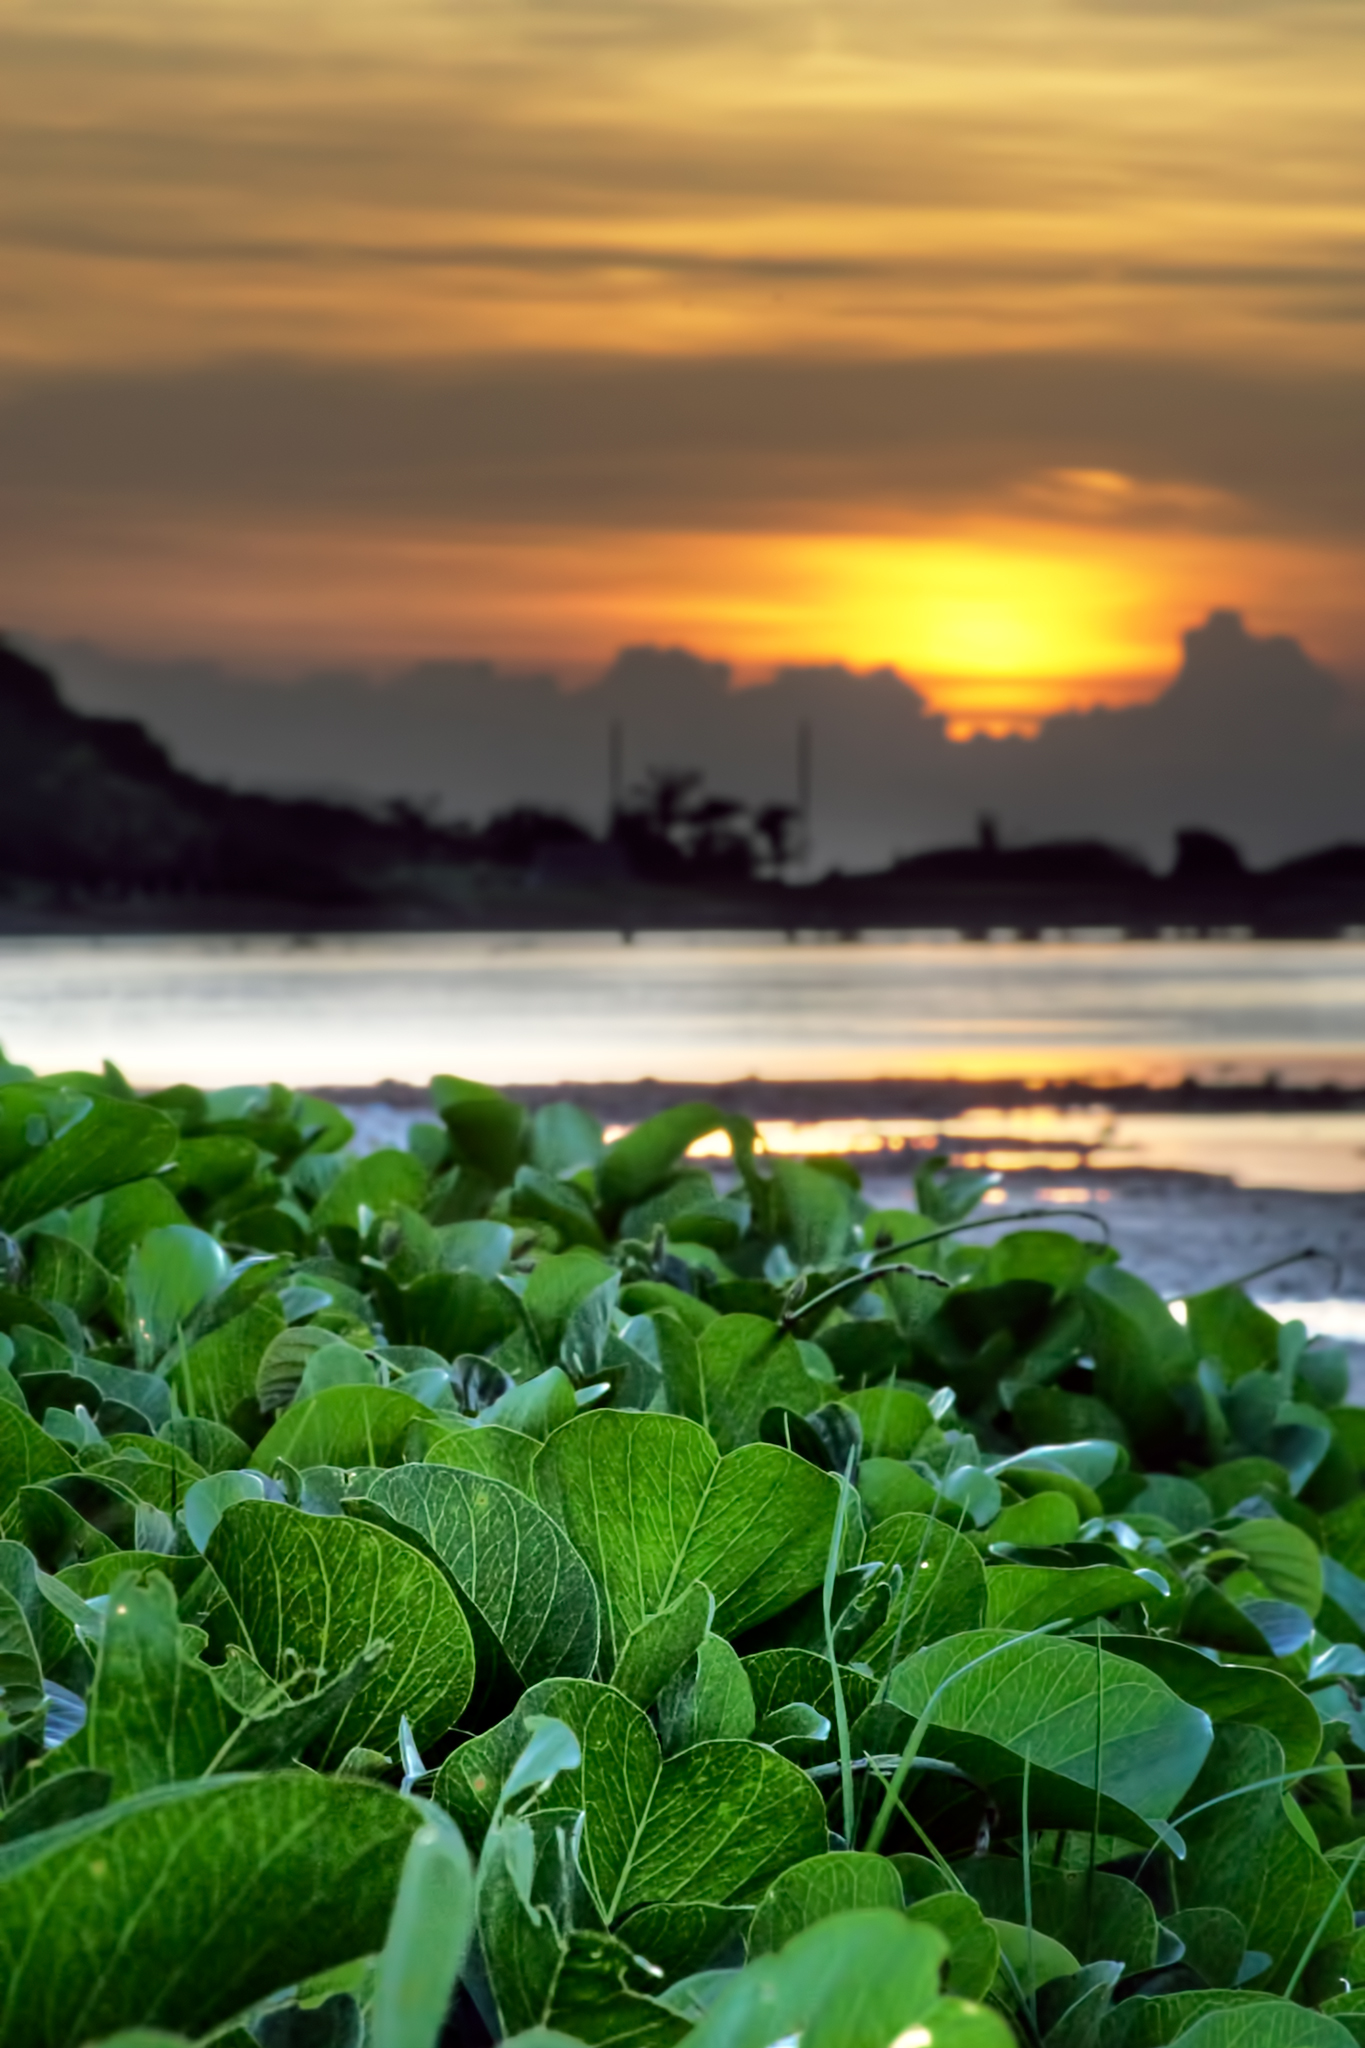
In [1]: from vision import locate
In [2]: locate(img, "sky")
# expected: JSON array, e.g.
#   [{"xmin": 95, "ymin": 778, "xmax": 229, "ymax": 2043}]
[{"xmin": 2, "ymin": 0, "xmax": 1363, "ymax": 730}]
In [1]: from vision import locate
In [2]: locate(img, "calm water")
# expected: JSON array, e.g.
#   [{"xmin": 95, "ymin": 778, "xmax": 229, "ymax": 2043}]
[
  {"xmin": 3, "ymin": 931, "xmax": 1364, "ymax": 1093},
  {"xmin": 3, "ymin": 932, "xmax": 1365, "ymax": 1194}
]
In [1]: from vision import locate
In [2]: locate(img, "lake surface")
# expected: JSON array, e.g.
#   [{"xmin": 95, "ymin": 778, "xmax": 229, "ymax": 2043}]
[{"xmin": 3, "ymin": 931, "xmax": 1364, "ymax": 1095}]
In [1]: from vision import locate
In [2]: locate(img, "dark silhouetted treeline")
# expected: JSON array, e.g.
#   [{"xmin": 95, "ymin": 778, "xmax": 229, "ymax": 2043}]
[{"xmin": 4, "ymin": 637, "xmax": 1363, "ymax": 936}]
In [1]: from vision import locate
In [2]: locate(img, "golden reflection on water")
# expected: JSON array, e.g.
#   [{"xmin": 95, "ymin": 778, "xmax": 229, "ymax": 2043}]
[{"xmin": 656, "ymin": 1107, "xmax": 1365, "ymax": 1192}]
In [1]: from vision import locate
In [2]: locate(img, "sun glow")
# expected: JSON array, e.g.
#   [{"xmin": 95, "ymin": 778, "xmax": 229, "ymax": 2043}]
[{"xmin": 791, "ymin": 529, "xmax": 1173, "ymax": 727}]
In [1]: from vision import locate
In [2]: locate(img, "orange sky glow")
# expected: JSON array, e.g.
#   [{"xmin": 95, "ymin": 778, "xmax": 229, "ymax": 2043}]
[{"xmin": 1, "ymin": 0, "xmax": 1363, "ymax": 726}]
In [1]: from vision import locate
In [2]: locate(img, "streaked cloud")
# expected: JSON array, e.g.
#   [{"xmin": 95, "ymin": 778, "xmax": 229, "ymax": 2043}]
[{"xmin": 0, "ymin": 0, "xmax": 1362, "ymax": 710}]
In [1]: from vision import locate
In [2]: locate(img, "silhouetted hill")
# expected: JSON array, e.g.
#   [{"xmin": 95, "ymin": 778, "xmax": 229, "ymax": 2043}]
[{"xmin": 0, "ymin": 638, "xmax": 575, "ymax": 908}]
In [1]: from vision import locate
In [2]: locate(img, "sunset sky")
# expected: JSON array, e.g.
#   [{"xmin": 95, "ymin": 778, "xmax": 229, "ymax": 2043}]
[{"xmin": 2, "ymin": 0, "xmax": 1363, "ymax": 728}]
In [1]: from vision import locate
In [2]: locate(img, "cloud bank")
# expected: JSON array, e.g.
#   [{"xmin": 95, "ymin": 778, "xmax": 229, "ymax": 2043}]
[{"xmin": 35, "ymin": 611, "xmax": 1365, "ymax": 873}]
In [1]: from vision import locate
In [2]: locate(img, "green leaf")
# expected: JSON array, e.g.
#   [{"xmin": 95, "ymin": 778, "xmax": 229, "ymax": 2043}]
[
  {"xmin": 432, "ymin": 1075, "xmax": 527, "ymax": 1184},
  {"xmin": 206, "ymin": 1498, "xmax": 475, "ymax": 1762},
  {"xmin": 1234, "ymin": 1515, "xmax": 1323, "ymax": 1617},
  {"xmin": 1103, "ymin": 1634, "xmax": 1323, "ymax": 1776},
  {"xmin": 598, "ymin": 1105, "xmax": 736, "ymax": 1213},
  {"xmin": 167, "ymin": 1299, "xmax": 286, "ymax": 1429},
  {"xmin": 770, "ymin": 1160, "xmax": 853, "ymax": 1269},
  {"xmin": 0, "ymin": 1773, "xmax": 420, "ymax": 2047},
  {"xmin": 1175, "ymin": 2011, "xmax": 1357, "ymax": 2047},
  {"xmin": 509, "ymin": 1166, "xmax": 607, "ymax": 1252},
  {"xmin": 1186, "ymin": 1284, "xmax": 1283, "ymax": 1382},
  {"xmin": 956, "ymin": 1856, "xmax": 1158, "ymax": 1975},
  {"xmin": 359, "ymin": 1462, "xmax": 600, "ymax": 1684},
  {"xmin": 988, "ymin": 1491, "xmax": 1080, "ymax": 1548},
  {"xmin": 481, "ymin": 1367, "xmax": 578, "ymax": 1441},
  {"xmin": 1164, "ymin": 1907, "xmax": 1252, "ymax": 1991},
  {"xmin": 534, "ymin": 1411, "xmax": 844, "ymax": 1660},
  {"xmin": 854, "ymin": 1511, "xmax": 988, "ymax": 1671},
  {"xmin": 984, "ymin": 1562, "xmax": 1164, "ymax": 1632},
  {"xmin": 422, "ymin": 1420, "xmax": 540, "ymax": 1493},
  {"xmin": 747, "ymin": 1850, "xmax": 902, "ymax": 1954},
  {"xmin": 0, "ymin": 1580, "xmax": 44, "ymax": 1719},
  {"xmin": 658, "ymin": 1634, "xmax": 756, "ymax": 1752},
  {"xmin": 612, "ymin": 1578, "xmax": 713, "ymax": 1706},
  {"xmin": 438, "ymin": 1677, "xmax": 827, "ymax": 1919},
  {"xmin": 476, "ymin": 1827, "xmax": 688, "ymax": 2046},
  {"xmin": 531, "ymin": 1101, "xmax": 604, "ymax": 1176},
  {"xmin": 312, "ymin": 1149, "xmax": 429, "ymax": 1233},
  {"xmin": 686, "ymin": 1909, "xmax": 1004, "ymax": 2048},
  {"xmin": 253, "ymin": 1384, "xmax": 432, "ymax": 1471},
  {"xmin": 1102, "ymin": 1992, "xmax": 1282, "ymax": 2048},
  {"xmin": 0, "ymin": 1401, "xmax": 73, "ymax": 1517},
  {"xmin": 687, "ymin": 1315, "xmax": 831, "ymax": 1452},
  {"xmin": 841, "ymin": 1384, "xmax": 932, "ymax": 1458},
  {"xmin": 0, "ymin": 1092, "xmax": 177, "ymax": 1231},
  {"xmin": 1083, "ymin": 1266, "xmax": 1194, "ymax": 1456},
  {"xmin": 125, "ymin": 1227, "xmax": 230, "ymax": 1367},
  {"xmin": 903, "ymin": 1891, "xmax": 1000, "ymax": 2002},
  {"xmin": 1108, "ymin": 1997, "xmax": 1354, "ymax": 2047},
  {"xmin": 371, "ymin": 1803, "xmax": 475, "ymax": 2048},
  {"xmin": 990, "ymin": 1917, "xmax": 1079, "ymax": 1998},
  {"xmin": 25, "ymin": 1231, "xmax": 111, "ymax": 1320},
  {"xmin": 887, "ymin": 1630, "xmax": 1213, "ymax": 1841},
  {"xmin": 85, "ymin": 1572, "xmax": 233, "ymax": 1796},
  {"xmin": 1176, "ymin": 1722, "xmax": 1353, "ymax": 1994},
  {"xmin": 89, "ymin": 1178, "xmax": 193, "ymax": 1269}
]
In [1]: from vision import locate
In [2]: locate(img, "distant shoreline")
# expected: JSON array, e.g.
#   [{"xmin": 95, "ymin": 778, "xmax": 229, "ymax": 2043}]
[{"xmin": 317, "ymin": 1073, "xmax": 1365, "ymax": 1118}]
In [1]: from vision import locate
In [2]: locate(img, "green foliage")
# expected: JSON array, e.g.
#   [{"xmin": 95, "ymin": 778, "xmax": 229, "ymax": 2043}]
[{"xmin": 1, "ymin": 1061, "xmax": 1364, "ymax": 2044}]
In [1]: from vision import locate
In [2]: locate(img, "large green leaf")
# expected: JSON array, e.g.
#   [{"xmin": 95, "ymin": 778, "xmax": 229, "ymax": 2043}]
[
  {"xmin": 431, "ymin": 1075, "xmax": 528, "ymax": 1184},
  {"xmin": 854, "ymin": 1510, "xmax": 987, "ymax": 1670},
  {"xmin": 1103, "ymin": 1634, "xmax": 1322, "ymax": 1775},
  {"xmin": 0, "ymin": 1402, "xmax": 72, "ymax": 1518},
  {"xmin": 842, "ymin": 1384, "xmax": 933, "ymax": 1458},
  {"xmin": 371, "ymin": 1804, "xmax": 476, "ymax": 2048},
  {"xmin": 0, "ymin": 1092, "xmax": 178, "ymax": 1231},
  {"xmin": 422, "ymin": 1419, "xmax": 541, "ymax": 1493},
  {"xmin": 612, "ymin": 1577, "xmax": 714, "ymax": 1705},
  {"xmin": 358, "ymin": 1462, "xmax": 600, "ymax": 1683},
  {"xmin": 167, "ymin": 1299, "xmax": 285, "ymax": 1429},
  {"xmin": 1083, "ymin": 1266, "xmax": 1194, "ymax": 1455},
  {"xmin": 747, "ymin": 1851, "xmax": 903, "ymax": 1955},
  {"xmin": 1176, "ymin": 1722, "xmax": 1353, "ymax": 1994},
  {"xmin": 984, "ymin": 1561, "xmax": 1164, "ymax": 1631},
  {"xmin": 86, "ymin": 1573, "xmax": 234, "ymax": 1796},
  {"xmin": 206, "ymin": 1498, "xmax": 475, "ymax": 1760},
  {"xmin": 886, "ymin": 1630, "xmax": 1213, "ymax": 1840},
  {"xmin": 685, "ymin": 1315, "xmax": 831, "ymax": 1453},
  {"xmin": 534, "ymin": 1410, "xmax": 844, "ymax": 1660},
  {"xmin": 955, "ymin": 1855, "xmax": 1158, "ymax": 1975},
  {"xmin": 1105, "ymin": 1994, "xmax": 1352, "ymax": 2047},
  {"xmin": 125, "ymin": 1226, "xmax": 230, "ymax": 1367},
  {"xmin": 770, "ymin": 1160, "xmax": 853, "ymax": 1270},
  {"xmin": 0, "ymin": 1773, "xmax": 419, "ymax": 2047},
  {"xmin": 438, "ymin": 1677, "xmax": 826, "ymax": 1920},
  {"xmin": 476, "ymin": 1827, "xmax": 687, "ymax": 2046},
  {"xmin": 252, "ymin": 1384, "xmax": 432, "ymax": 1470},
  {"xmin": 659, "ymin": 1634, "xmax": 756, "ymax": 1751},
  {"xmin": 598, "ymin": 1105, "xmax": 736, "ymax": 1213},
  {"xmin": 311, "ymin": 1148, "xmax": 428, "ymax": 1232},
  {"xmin": 687, "ymin": 1909, "xmax": 1011, "ymax": 2048},
  {"xmin": 1172, "ymin": 2010, "xmax": 1357, "ymax": 2047}
]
